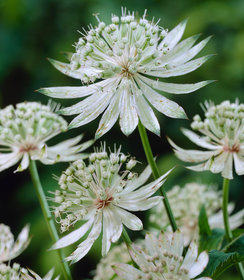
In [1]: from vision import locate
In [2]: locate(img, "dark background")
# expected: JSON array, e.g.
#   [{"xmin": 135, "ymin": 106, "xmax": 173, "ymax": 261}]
[{"xmin": 0, "ymin": 0, "xmax": 243, "ymax": 279}]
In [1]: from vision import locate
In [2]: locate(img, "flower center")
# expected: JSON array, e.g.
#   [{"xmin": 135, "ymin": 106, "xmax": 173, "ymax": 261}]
[
  {"xmin": 19, "ymin": 143, "xmax": 37, "ymax": 153},
  {"xmin": 94, "ymin": 189, "xmax": 114, "ymax": 210},
  {"xmin": 223, "ymin": 143, "xmax": 240, "ymax": 153}
]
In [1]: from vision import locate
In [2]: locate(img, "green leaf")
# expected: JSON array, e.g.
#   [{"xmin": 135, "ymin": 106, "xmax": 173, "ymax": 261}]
[
  {"xmin": 224, "ymin": 234, "xmax": 244, "ymax": 256},
  {"xmin": 199, "ymin": 228, "xmax": 225, "ymax": 253},
  {"xmin": 199, "ymin": 250, "xmax": 244, "ymax": 279},
  {"xmin": 198, "ymin": 205, "xmax": 211, "ymax": 236}
]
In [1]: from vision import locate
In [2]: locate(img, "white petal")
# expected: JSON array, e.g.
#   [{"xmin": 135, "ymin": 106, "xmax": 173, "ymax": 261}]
[
  {"xmin": 189, "ymin": 251, "xmax": 209, "ymax": 278},
  {"xmin": 234, "ymin": 153, "xmax": 244, "ymax": 176},
  {"xmin": 144, "ymin": 55, "xmax": 212, "ymax": 78},
  {"xmin": 171, "ymin": 230, "xmax": 184, "ymax": 257},
  {"xmin": 158, "ymin": 19, "xmax": 187, "ymax": 50},
  {"xmin": 122, "ymin": 165, "xmax": 152, "ymax": 194},
  {"xmin": 172, "ymin": 36, "xmax": 212, "ymax": 65},
  {"xmin": 119, "ymin": 87, "xmax": 138, "ymax": 136},
  {"xmin": 66, "ymin": 213, "xmax": 102, "ymax": 263},
  {"xmin": 68, "ymin": 90, "xmax": 114, "ymax": 129},
  {"xmin": 116, "ymin": 196, "xmax": 162, "ymax": 211},
  {"xmin": 95, "ymin": 89, "xmax": 122, "ymax": 139},
  {"xmin": 0, "ymin": 152, "xmax": 22, "ymax": 172},
  {"xmin": 137, "ymin": 79, "xmax": 187, "ymax": 119},
  {"xmin": 15, "ymin": 152, "xmax": 29, "ymax": 172},
  {"xmin": 221, "ymin": 153, "xmax": 233, "ymax": 179},
  {"xmin": 182, "ymin": 128, "xmax": 219, "ymax": 150},
  {"xmin": 182, "ymin": 241, "xmax": 198, "ymax": 270},
  {"xmin": 51, "ymin": 218, "xmax": 94, "ymax": 249},
  {"xmin": 113, "ymin": 263, "xmax": 144, "ymax": 280},
  {"xmin": 113, "ymin": 206, "xmax": 143, "ymax": 231},
  {"xmin": 134, "ymin": 92, "xmax": 160, "ymax": 136},
  {"xmin": 138, "ymin": 74, "xmax": 212, "ymax": 95}
]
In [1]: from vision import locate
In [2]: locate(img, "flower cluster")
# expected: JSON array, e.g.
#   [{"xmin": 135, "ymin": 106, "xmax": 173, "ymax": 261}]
[
  {"xmin": 22, "ymin": 269, "xmax": 59, "ymax": 280},
  {"xmin": 113, "ymin": 230, "xmax": 211, "ymax": 280},
  {"xmin": 93, "ymin": 243, "xmax": 130, "ymax": 280},
  {"xmin": 169, "ymin": 101, "xmax": 244, "ymax": 179},
  {"xmin": 39, "ymin": 9, "xmax": 211, "ymax": 137},
  {"xmin": 0, "ymin": 102, "xmax": 93, "ymax": 172},
  {"xmin": 0, "ymin": 263, "xmax": 27, "ymax": 280},
  {"xmin": 52, "ymin": 147, "xmax": 172, "ymax": 262},
  {"xmin": 149, "ymin": 183, "xmax": 244, "ymax": 245}
]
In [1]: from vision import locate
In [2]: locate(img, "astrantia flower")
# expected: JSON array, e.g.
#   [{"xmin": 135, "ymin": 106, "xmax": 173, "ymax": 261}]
[
  {"xmin": 149, "ymin": 183, "xmax": 244, "ymax": 245},
  {"xmin": 22, "ymin": 269, "xmax": 59, "ymax": 280},
  {"xmin": 0, "ymin": 102, "xmax": 93, "ymax": 172},
  {"xmin": 113, "ymin": 230, "xmax": 211, "ymax": 280},
  {"xmin": 39, "ymin": 9, "xmax": 212, "ymax": 137},
  {"xmin": 169, "ymin": 100, "xmax": 244, "ymax": 179},
  {"xmin": 0, "ymin": 263, "xmax": 27, "ymax": 280},
  {"xmin": 52, "ymin": 146, "xmax": 172, "ymax": 263},
  {"xmin": 0, "ymin": 224, "xmax": 30, "ymax": 263},
  {"xmin": 94, "ymin": 243, "xmax": 130, "ymax": 280}
]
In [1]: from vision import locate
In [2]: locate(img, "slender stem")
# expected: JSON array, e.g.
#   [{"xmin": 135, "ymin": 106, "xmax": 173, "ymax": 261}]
[
  {"xmin": 29, "ymin": 160, "xmax": 72, "ymax": 280},
  {"xmin": 138, "ymin": 121, "xmax": 178, "ymax": 232},
  {"xmin": 222, "ymin": 178, "xmax": 244, "ymax": 280},
  {"xmin": 121, "ymin": 227, "xmax": 132, "ymax": 246}
]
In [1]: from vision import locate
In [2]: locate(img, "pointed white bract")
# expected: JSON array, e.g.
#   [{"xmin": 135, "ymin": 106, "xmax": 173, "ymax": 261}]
[
  {"xmin": 39, "ymin": 9, "xmax": 212, "ymax": 137},
  {"xmin": 169, "ymin": 100, "xmax": 244, "ymax": 179},
  {"xmin": 0, "ymin": 224, "xmax": 30, "ymax": 263},
  {"xmin": 0, "ymin": 102, "xmax": 94, "ymax": 172},
  {"xmin": 149, "ymin": 183, "xmax": 244, "ymax": 245},
  {"xmin": 113, "ymin": 231, "xmax": 211, "ymax": 280},
  {"xmin": 21, "ymin": 268, "xmax": 60, "ymax": 280},
  {"xmin": 52, "ymin": 146, "xmax": 172, "ymax": 263}
]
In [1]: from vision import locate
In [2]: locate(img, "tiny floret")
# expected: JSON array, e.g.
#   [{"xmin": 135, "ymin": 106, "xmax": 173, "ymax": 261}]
[
  {"xmin": 113, "ymin": 231, "xmax": 212, "ymax": 280},
  {"xmin": 52, "ymin": 146, "xmax": 172, "ymax": 263},
  {"xmin": 39, "ymin": 9, "xmax": 212, "ymax": 137},
  {"xmin": 0, "ymin": 102, "xmax": 94, "ymax": 172},
  {"xmin": 149, "ymin": 183, "xmax": 244, "ymax": 245},
  {"xmin": 169, "ymin": 100, "xmax": 244, "ymax": 179},
  {"xmin": 22, "ymin": 268, "xmax": 60, "ymax": 280},
  {"xmin": 0, "ymin": 263, "xmax": 28, "ymax": 280}
]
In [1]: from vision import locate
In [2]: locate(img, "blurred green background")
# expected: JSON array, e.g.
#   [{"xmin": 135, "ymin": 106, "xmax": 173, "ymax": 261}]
[{"xmin": 0, "ymin": 0, "xmax": 243, "ymax": 279}]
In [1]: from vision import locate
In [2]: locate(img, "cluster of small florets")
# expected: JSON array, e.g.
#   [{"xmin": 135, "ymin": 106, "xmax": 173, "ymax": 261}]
[
  {"xmin": 94, "ymin": 243, "xmax": 130, "ymax": 280},
  {"xmin": 69, "ymin": 9, "xmax": 169, "ymax": 84},
  {"xmin": 0, "ymin": 102, "xmax": 67, "ymax": 153},
  {"xmin": 150, "ymin": 183, "xmax": 221, "ymax": 244},
  {"xmin": 53, "ymin": 149, "xmax": 137, "ymax": 233},
  {"xmin": 0, "ymin": 263, "xmax": 27, "ymax": 280},
  {"xmin": 191, "ymin": 101, "xmax": 244, "ymax": 147}
]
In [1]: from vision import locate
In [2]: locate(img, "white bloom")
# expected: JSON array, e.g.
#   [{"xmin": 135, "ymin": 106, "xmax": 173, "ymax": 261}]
[
  {"xmin": 94, "ymin": 243, "xmax": 130, "ymax": 280},
  {"xmin": 0, "ymin": 224, "xmax": 30, "ymax": 263},
  {"xmin": 149, "ymin": 183, "xmax": 244, "ymax": 245},
  {"xmin": 113, "ymin": 231, "xmax": 211, "ymax": 280},
  {"xmin": 52, "ymin": 146, "xmax": 172, "ymax": 263},
  {"xmin": 39, "ymin": 9, "xmax": 212, "ymax": 137},
  {"xmin": 0, "ymin": 102, "xmax": 94, "ymax": 172},
  {"xmin": 22, "ymin": 268, "xmax": 59, "ymax": 280},
  {"xmin": 169, "ymin": 100, "xmax": 244, "ymax": 179},
  {"xmin": 0, "ymin": 263, "xmax": 28, "ymax": 280}
]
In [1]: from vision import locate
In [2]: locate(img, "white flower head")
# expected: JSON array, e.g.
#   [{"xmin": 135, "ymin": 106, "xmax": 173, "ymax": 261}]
[
  {"xmin": 21, "ymin": 268, "xmax": 59, "ymax": 280},
  {"xmin": 93, "ymin": 243, "xmax": 130, "ymax": 280},
  {"xmin": 0, "ymin": 102, "xmax": 94, "ymax": 172},
  {"xmin": 113, "ymin": 230, "xmax": 211, "ymax": 280},
  {"xmin": 149, "ymin": 183, "xmax": 244, "ymax": 245},
  {"xmin": 52, "ymin": 145, "xmax": 172, "ymax": 263},
  {"xmin": 0, "ymin": 224, "xmax": 30, "ymax": 263},
  {"xmin": 39, "ymin": 9, "xmax": 212, "ymax": 137},
  {"xmin": 0, "ymin": 263, "xmax": 28, "ymax": 280},
  {"xmin": 169, "ymin": 100, "xmax": 244, "ymax": 179}
]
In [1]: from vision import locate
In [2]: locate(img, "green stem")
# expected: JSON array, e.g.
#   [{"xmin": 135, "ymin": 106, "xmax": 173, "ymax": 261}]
[
  {"xmin": 138, "ymin": 121, "xmax": 178, "ymax": 232},
  {"xmin": 222, "ymin": 178, "xmax": 244, "ymax": 280},
  {"xmin": 121, "ymin": 227, "xmax": 132, "ymax": 246},
  {"xmin": 29, "ymin": 160, "xmax": 72, "ymax": 280}
]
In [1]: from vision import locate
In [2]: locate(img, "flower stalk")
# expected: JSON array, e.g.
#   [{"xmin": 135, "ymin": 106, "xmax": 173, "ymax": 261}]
[
  {"xmin": 138, "ymin": 121, "xmax": 178, "ymax": 232},
  {"xmin": 222, "ymin": 178, "xmax": 244, "ymax": 280},
  {"xmin": 28, "ymin": 160, "xmax": 72, "ymax": 280}
]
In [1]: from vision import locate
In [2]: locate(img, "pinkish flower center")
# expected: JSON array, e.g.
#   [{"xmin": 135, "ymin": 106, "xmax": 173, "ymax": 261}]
[
  {"xmin": 19, "ymin": 143, "xmax": 37, "ymax": 153},
  {"xmin": 223, "ymin": 143, "xmax": 240, "ymax": 153},
  {"xmin": 94, "ymin": 189, "xmax": 114, "ymax": 210}
]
